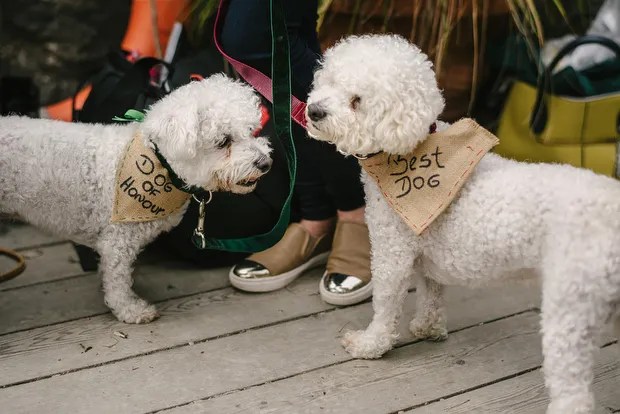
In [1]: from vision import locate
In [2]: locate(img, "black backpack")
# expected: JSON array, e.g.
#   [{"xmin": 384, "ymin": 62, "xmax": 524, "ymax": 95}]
[{"xmin": 73, "ymin": 51, "xmax": 172, "ymax": 123}]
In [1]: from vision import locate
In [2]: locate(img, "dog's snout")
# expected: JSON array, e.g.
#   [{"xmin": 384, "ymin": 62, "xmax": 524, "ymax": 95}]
[
  {"xmin": 255, "ymin": 156, "xmax": 272, "ymax": 173},
  {"xmin": 307, "ymin": 104, "xmax": 327, "ymax": 122}
]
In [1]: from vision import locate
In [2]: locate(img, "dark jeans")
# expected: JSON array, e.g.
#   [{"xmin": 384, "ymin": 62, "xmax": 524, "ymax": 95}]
[{"xmin": 220, "ymin": 0, "xmax": 365, "ymax": 220}]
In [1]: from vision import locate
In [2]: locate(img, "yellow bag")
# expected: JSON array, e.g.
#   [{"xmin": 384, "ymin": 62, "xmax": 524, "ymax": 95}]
[{"xmin": 495, "ymin": 36, "xmax": 620, "ymax": 177}]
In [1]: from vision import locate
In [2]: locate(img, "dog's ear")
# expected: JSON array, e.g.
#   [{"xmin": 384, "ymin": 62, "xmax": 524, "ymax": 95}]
[
  {"xmin": 142, "ymin": 102, "xmax": 200, "ymax": 160},
  {"xmin": 368, "ymin": 81, "xmax": 445, "ymax": 153}
]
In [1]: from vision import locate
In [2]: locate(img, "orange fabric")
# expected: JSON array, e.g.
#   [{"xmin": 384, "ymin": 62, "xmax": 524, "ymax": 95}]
[
  {"xmin": 45, "ymin": 85, "xmax": 92, "ymax": 122},
  {"xmin": 46, "ymin": 0, "xmax": 187, "ymax": 121},
  {"xmin": 121, "ymin": 0, "xmax": 187, "ymax": 57}
]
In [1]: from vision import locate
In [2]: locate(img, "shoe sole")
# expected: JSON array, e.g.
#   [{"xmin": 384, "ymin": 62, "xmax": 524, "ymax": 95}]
[
  {"xmin": 319, "ymin": 274, "xmax": 373, "ymax": 306},
  {"xmin": 229, "ymin": 251, "xmax": 330, "ymax": 293}
]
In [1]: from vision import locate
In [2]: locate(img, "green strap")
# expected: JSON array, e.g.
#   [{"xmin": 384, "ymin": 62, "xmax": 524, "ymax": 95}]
[
  {"xmin": 112, "ymin": 109, "xmax": 145, "ymax": 122},
  {"xmin": 203, "ymin": 0, "xmax": 296, "ymax": 252}
]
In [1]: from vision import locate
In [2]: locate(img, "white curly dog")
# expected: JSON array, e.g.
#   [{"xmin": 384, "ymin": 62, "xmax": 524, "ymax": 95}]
[
  {"xmin": 0, "ymin": 74, "xmax": 272, "ymax": 324},
  {"xmin": 306, "ymin": 34, "xmax": 620, "ymax": 414}
]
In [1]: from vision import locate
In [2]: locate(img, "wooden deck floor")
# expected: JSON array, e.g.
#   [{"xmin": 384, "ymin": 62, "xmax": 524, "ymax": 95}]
[{"xmin": 1, "ymin": 222, "xmax": 618, "ymax": 414}]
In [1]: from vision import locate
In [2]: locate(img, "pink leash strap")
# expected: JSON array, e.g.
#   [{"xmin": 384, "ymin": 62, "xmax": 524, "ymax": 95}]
[{"xmin": 213, "ymin": 0, "xmax": 307, "ymax": 128}]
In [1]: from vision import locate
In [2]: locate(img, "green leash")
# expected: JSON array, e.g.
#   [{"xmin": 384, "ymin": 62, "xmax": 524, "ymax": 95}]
[{"xmin": 202, "ymin": 0, "xmax": 296, "ymax": 252}]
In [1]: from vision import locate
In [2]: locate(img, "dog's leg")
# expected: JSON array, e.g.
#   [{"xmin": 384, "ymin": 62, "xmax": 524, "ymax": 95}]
[
  {"xmin": 541, "ymin": 260, "xmax": 613, "ymax": 414},
  {"xmin": 409, "ymin": 275, "xmax": 447, "ymax": 341},
  {"xmin": 341, "ymin": 233, "xmax": 415, "ymax": 359},
  {"xmin": 97, "ymin": 231, "xmax": 159, "ymax": 324}
]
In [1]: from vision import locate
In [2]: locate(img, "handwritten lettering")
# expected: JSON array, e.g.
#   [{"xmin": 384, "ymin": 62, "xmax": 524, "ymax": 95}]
[
  {"xmin": 130, "ymin": 154, "xmax": 175, "ymax": 196},
  {"xmin": 432, "ymin": 147, "xmax": 444, "ymax": 168},
  {"xmin": 395, "ymin": 175, "xmax": 442, "ymax": 198},
  {"xmin": 388, "ymin": 154, "xmax": 409, "ymax": 176},
  {"xmin": 136, "ymin": 154, "xmax": 155, "ymax": 175},
  {"xmin": 387, "ymin": 146, "xmax": 445, "ymax": 197},
  {"xmin": 119, "ymin": 176, "xmax": 166, "ymax": 215},
  {"xmin": 388, "ymin": 146, "xmax": 444, "ymax": 173}
]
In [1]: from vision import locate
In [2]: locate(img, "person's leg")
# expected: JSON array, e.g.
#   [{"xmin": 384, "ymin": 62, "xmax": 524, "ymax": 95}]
[
  {"xmin": 223, "ymin": 0, "xmax": 337, "ymax": 291},
  {"xmin": 317, "ymin": 144, "xmax": 372, "ymax": 306},
  {"xmin": 224, "ymin": 1, "xmax": 371, "ymax": 303},
  {"xmin": 299, "ymin": 20, "xmax": 371, "ymax": 304},
  {"xmin": 221, "ymin": 0, "xmax": 336, "ymax": 236}
]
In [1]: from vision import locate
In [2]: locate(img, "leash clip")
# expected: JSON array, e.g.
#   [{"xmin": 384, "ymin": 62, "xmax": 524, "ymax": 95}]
[{"xmin": 191, "ymin": 191, "xmax": 213, "ymax": 249}]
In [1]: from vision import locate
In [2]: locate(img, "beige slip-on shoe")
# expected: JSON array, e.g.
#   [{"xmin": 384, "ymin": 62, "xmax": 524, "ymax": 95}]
[
  {"xmin": 319, "ymin": 221, "xmax": 372, "ymax": 306},
  {"xmin": 229, "ymin": 223, "xmax": 332, "ymax": 292}
]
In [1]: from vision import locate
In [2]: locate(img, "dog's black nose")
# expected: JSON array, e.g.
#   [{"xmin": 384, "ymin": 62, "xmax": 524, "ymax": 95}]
[
  {"xmin": 255, "ymin": 157, "xmax": 272, "ymax": 173},
  {"xmin": 307, "ymin": 104, "xmax": 327, "ymax": 122}
]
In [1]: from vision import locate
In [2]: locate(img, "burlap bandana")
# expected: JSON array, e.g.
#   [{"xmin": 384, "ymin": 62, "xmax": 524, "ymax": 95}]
[
  {"xmin": 360, "ymin": 118, "xmax": 499, "ymax": 235},
  {"xmin": 111, "ymin": 134, "xmax": 191, "ymax": 223}
]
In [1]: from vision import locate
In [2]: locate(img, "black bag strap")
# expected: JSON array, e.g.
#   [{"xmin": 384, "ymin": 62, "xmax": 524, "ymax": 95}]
[
  {"xmin": 72, "ymin": 51, "xmax": 133, "ymax": 122},
  {"xmin": 530, "ymin": 35, "xmax": 620, "ymax": 134},
  {"xmin": 73, "ymin": 55, "xmax": 173, "ymax": 123}
]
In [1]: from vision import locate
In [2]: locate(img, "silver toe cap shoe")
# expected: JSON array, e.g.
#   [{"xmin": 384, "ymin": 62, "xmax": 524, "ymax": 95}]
[
  {"xmin": 322, "ymin": 272, "xmax": 367, "ymax": 294},
  {"xmin": 232, "ymin": 260, "xmax": 271, "ymax": 279}
]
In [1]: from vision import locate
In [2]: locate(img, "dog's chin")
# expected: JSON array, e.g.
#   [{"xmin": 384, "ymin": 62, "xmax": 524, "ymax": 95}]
[
  {"xmin": 306, "ymin": 122, "xmax": 335, "ymax": 145},
  {"xmin": 306, "ymin": 120, "xmax": 324, "ymax": 140},
  {"xmin": 306, "ymin": 124, "xmax": 320, "ymax": 139},
  {"xmin": 229, "ymin": 181, "xmax": 258, "ymax": 194},
  {"xmin": 222, "ymin": 175, "xmax": 263, "ymax": 194}
]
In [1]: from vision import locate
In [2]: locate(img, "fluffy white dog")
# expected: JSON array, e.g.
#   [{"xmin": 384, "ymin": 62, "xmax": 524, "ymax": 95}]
[
  {"xmin": 306, "ymin": 34, "xmax": 620, "ymax": 414},
  {"xmin": 0, "ymin": 74, "xmax": 272, "ymax": 324}
]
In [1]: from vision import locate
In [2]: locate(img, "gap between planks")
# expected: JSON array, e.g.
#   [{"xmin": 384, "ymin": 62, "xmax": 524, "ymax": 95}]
[
  {"xmin": 0, "ymin": 283, "xmax": 539, "ymax": 414},
  {"xmin": 408, "ymin": 341, "xmax": 620, "ymax": 414}
]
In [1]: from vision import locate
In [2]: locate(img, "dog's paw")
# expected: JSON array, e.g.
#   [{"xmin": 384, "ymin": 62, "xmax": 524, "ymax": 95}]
[
  {"xmin": 340, "ymin": 329, "xmax": 395, "ymax": 359},
  {"xmin": 112, "ymin": 299, "xmax": 160, "ymax": 324},
  {"xmin": 547, "ymin": 394, "xmax": 594, "ymax": 414},
  {"xmin": 409, "ymin": 318, "xmax": 448, "ymax": 342}
]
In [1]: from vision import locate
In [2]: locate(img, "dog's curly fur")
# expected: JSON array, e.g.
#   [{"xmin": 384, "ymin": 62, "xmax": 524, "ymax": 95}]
[
  {"xmin": 0, "ymin": 74, "xmax": 272, "ymax": 324},
  {"xmin": 307, "ymin": 34, "xmax": 620, "ymax": 414}
]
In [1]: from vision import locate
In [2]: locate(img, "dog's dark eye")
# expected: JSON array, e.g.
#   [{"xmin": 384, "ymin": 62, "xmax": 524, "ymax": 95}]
[
  {"xmin": 350, "ymin": 95, "xmax": 361, "ymax": 110},
  {"xmin": 217, "ymin": 135, "xmax": 233, "ymax": 149}
]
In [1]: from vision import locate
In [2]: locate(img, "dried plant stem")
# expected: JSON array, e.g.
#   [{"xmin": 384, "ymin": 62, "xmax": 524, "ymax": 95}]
[
  {"xmin": 317, "ymin": 0, "xmax": 334, "ymax": 30},
  {"xmin": 410, "ymin": 0, "xmax": 424, "ymax": 42},
  {"xmin": 468, "ymin": 0, "xmax": 480, "ymax": 114},
  {"xmin": 360, "ymin": 1, "xmax": 384, "ymax": 26},
  {"xmin": 348, "ymin": 0, "xmax": 364, "ymax": 33},
  {"xmin": 524, "ymin": 0, "xmax": 544, "ymax": 45},
  {"xmin": 381, "ymin": 0, "xmax": 395, "ymax": 32}
]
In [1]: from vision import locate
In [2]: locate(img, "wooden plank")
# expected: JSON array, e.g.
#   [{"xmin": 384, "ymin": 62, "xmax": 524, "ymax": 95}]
[
  {"xmin": 0, "ymin": 285, "xmax": 539, "ymax": 414},
  {"xmin": 410, "ymin": 345, "xmax": 620, "ymax": 414},
  {"xmin": 0, "ymin": 243, "xmax": 83, "ymax": 290},
  {"xmin": 0, "ymin": 281, "xmax": 536, "ymax": 388},
  {"xmin": 162, "ymin": 312, "xmax": 542, "ymax": 414},
  {"xmin": 0, "ymin": 271, "xmax": 326, "ymax": 387},
  {"xmin": 0, "ymin": 223, "xmax": 64, "ymax": 250},
  {"xmin": 0, "ymin": 260, "xmax": 232, "ymax": 335}
]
